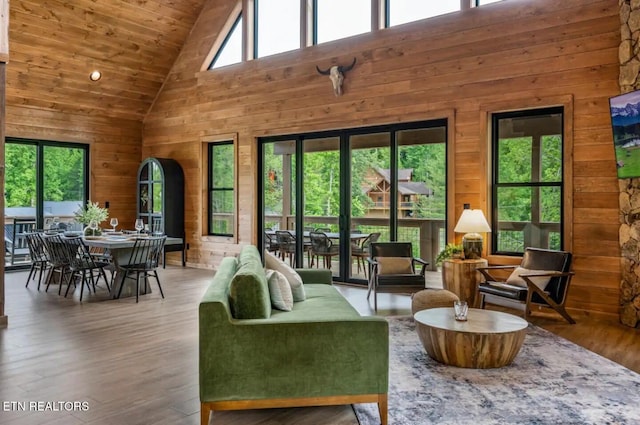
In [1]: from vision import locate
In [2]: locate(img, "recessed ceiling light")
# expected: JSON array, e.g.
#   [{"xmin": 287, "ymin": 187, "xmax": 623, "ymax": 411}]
[{"xmin": 89, "ymin": 70, "xmax": 102, "ymax": 81}]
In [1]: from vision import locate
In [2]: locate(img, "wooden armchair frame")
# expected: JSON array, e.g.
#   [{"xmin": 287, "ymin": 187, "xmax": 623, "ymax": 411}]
[{"xmin": 476, "ymin": 248, "xmax": 575, "ymax": 324}]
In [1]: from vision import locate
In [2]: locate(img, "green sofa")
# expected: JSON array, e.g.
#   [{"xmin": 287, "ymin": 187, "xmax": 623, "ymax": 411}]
[{"xmin": 199, "ymin": 245, "xmax": 389, "ymax": 425}]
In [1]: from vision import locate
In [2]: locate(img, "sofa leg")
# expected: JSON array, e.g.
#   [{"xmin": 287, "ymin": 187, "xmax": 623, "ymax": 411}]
[
  {"xmin": 201, "ymin": 403, "xmax": 211, "ymax": 425},
  {"xmin": 378, "ymin": 394, "xmax": 388, "ymax": 425}
]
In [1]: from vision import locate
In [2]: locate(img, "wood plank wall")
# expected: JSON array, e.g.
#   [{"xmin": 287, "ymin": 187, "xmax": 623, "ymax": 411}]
[
  {"xmin": 144, "ymin": 0, "xmax": 622, "ymax": 316},
  {"xmin": 3, "ymin": 106, "xmax": 142, "ymax": 229}
]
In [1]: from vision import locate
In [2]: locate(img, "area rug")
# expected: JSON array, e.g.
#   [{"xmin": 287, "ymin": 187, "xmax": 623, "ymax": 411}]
[{"xmin": 353, "ymin": 316, "xmax": 640, "ymax": 425}]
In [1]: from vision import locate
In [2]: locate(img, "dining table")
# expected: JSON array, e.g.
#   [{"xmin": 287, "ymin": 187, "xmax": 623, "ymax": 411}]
[{"xmin": 82, "ymin": 234, "xmax": 183, "ymax": 299}]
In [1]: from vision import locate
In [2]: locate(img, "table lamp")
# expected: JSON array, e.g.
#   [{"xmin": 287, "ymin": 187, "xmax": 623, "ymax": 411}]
[{"xmin": 454, "ymin": 205, "xmax": 491, "ymax": 259}]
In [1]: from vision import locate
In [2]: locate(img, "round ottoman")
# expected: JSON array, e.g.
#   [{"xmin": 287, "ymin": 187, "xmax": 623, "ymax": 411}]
[{"xmin": 411, "ymin": 289, "xmax": 459, "ymax": 315}]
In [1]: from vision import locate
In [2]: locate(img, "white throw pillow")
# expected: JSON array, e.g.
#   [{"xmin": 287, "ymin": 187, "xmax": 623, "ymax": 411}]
[
  {"xmin": 266, "ymin": 269, "xmax": 294, "ymax": 311},
  {"xmin": 506, "ymin": 266, "xmax": 554, "ymax": 290},
  {"xmin": 264, "ymin": 251, "xmax": 306, "ymax": 301}
]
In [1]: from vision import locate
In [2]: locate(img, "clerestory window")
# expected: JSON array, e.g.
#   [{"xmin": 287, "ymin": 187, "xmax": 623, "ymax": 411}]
[
  {"xmin": 386, "ymin": 0, "xmax": 460, "ymax": 27},
  {"xmin": 314, "ymin": 0, "xmax": 371, "ymax": 44},
  {"xmin": 255, "ymin": 0, "xmax": 300, "ymax": 58}
]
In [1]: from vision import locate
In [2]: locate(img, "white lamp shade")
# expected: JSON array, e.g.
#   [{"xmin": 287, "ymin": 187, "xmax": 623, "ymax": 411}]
[{"xmin": 454, "ymin": 209, "xmax": 491, "ymax": 233}]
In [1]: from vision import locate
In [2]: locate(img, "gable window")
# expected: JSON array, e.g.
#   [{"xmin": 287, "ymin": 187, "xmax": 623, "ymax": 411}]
[
  {"xmin": 209, "ymin": 14, "xmax": 243, "ymax": 69},
  {"xmin": 386, "ymin": 0, "xmax": 460, "ymax": 27},
  {"xmin": 255, "ymin": 0, "xmax": 300, "ymax": 58},
  {"xmin": 208, "ymin": 142, "xmax": 235, "ymax": 236},
  {"xmin": 314, "ymin": 0, "xmax": 371, "ymax": 44},
  {"xmin": 491, "ymin": 107, "xmax": 563, "ymax": 255}
]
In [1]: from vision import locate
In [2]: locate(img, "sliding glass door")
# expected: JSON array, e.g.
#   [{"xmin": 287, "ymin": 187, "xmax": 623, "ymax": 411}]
[
  {"xmin": 259, "ymin": 120, "xmax": 447, "ymax": 283},
  {"xmin": 349, "ymin": 133, "xmax": 391, "ymax": 279},
  {"xmin": 4, "ymin": 139, "xmax": 89, "ymax": 269}
]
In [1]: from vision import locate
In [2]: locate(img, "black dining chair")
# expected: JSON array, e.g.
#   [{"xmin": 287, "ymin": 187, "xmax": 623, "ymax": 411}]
[
  {"xmin": 24, "ymin": 232, "xmax": 52, "ymax": 290},
  {"xmin": 42, "ymin": 234, "xmax": 72, "ymax": 295},
  {"xmin": 116, "ymin": 236, "xmax": 167, "ymax": 303},
  {"xmin": 61, "ymin": 236, "xmax": 111, "ymax": 301}
]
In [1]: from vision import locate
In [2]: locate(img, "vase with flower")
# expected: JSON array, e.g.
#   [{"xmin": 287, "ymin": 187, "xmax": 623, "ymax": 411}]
[{"xmin": 74, "ymin": 201, "xmax": 109, "ymax": 236}]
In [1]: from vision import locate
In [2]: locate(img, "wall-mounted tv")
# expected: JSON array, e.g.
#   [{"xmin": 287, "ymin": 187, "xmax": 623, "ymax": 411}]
[{"xmin": 610, "ymin": 89, "xmax": 640, "ymax": 179}]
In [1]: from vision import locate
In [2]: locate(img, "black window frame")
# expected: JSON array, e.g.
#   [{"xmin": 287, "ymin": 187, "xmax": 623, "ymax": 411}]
[
  {"xmin": 490, "ymin": 106, "xmax": 564, "ymax": 256},
  {"xmin": 208, "ymin": 141, "xmax": 235, "ymax": 237},
  {"xmin": 208, "ymin": 12, "xmax": 242, "ymax": 70},
  {"xmin": 5, "ymin": 138, "xmax": 90, "ymax": 270},
  {"xmin": 257, "ymin": 118, "xmax": 448, "ymax": 281}
]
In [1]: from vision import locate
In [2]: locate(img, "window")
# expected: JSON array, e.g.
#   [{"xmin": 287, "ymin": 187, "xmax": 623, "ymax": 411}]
[
  {"xmin": 259, "ymin": 119, "xmax": 447, "ymax": 282},
  {"xmin": 386, "ymin": 0, "xmax": 460, "ymax": 26},
  {"xmin": 207, "ymin": 0, "xmax": 493, "ymax": 68},
  {"xmin": 208, "ymin": 142, "xmax": 235, "ymax": 236},
  {"xmin": 209, "ymin": 14, "xmax": 243, "ymax": 69},
  {"xmin": 5, "ymin": 139, "xmax": 89, "ymax": 268},
  {"xmin": 315, "ymin": 0, "xmax": 371, "ymax": 44},
  {"xmin": 491, "ymin": 108, "xmax": 563, "ymax": 255},
  {"xmin": 255, "ymin": 0, "xmax": 300, "ymax": 58}
]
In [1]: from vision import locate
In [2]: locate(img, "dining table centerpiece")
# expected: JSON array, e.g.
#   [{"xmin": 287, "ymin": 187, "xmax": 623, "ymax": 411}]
[{"xmin": 74, "ymin": 201, "xmax": 109, "ymax": 236}]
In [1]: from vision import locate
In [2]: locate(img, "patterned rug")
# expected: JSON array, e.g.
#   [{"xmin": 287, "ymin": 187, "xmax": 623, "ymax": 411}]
[{"xmin": 353, "ymin": 316, "xmax": 640, "ymax": 425}]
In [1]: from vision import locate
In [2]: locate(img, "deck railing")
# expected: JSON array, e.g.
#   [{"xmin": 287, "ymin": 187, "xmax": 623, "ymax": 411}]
[{"xmin": 264, "ymin": 215, "xmax": 446, "ymax": 271}]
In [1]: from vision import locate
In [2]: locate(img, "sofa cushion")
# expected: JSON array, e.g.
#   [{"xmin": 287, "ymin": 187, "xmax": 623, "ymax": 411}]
[
  {"xmin": 266, "ymin": 269, "xmax": 294, "ymax": 311},
  {"xmin": 506, "ymin": 266, "xmax": 553, "ymax": 290},
  {"xmin": 267, "ymin": 283, "xmax": 361, "ymax": 322},
  {"xmin": 376, "ymin": 256, "xmax": 413, "ymax": 275},
  {"xmin": 264, "ymin": 251, "xmax": 306, "ymax": 301},
  {"xmin": 229, "ymin": 246, "xmax": 272, "ymax": 319}
]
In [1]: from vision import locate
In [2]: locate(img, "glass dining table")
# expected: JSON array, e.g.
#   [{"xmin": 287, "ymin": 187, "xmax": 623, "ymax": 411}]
[{"xmin": 82, "ymin": 235, "xmax": 183, "ymax": 298}]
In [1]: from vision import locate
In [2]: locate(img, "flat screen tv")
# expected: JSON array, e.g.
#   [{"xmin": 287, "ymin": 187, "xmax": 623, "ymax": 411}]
[{"xmin": 610, "ymin": 89, "xmax": 640, "ymax": 179}]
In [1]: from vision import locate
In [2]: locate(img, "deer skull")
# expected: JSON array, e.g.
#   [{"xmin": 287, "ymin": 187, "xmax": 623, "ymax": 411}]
[{"xmin": 316, "ymin": 57, "xmax": 357, "ymax": 96}]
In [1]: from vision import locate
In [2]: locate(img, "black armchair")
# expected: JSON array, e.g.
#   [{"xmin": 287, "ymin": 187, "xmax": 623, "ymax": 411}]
[
  {"xmin": 367, "ymin": 242, "xmax": 428, "ymax": 311},
  {"xmin": 476, "ymin": 247, "xmax": 575, "ymax": 324}
]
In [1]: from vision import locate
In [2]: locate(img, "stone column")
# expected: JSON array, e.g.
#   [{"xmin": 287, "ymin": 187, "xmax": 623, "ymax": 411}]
[{"xmin": 619, "ymin": 0, "xmax": 640, "ymax": 327}]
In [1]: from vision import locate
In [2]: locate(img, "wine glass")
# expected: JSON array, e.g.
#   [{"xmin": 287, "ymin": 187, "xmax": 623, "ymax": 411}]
[
  {"xmin": 135, "ymin": 219, "xmax": 144, "ymax": 235},
  {"xmin": 110, "ymin": 217, "xmax": 118, "ymax": 232},
  {"xmin": 88, "ymin": 219, "xmax": 98, "ymax": 236}
]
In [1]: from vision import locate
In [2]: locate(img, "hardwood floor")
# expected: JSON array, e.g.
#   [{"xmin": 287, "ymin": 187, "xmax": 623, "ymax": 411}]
[{"xmin": 1, "ymin": 267, "xmax": 639, "ymax": 425}]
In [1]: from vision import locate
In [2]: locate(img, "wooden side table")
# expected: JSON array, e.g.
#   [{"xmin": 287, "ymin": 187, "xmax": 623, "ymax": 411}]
[{"xmin": 441, "ymin": 258, "xmax": 488, "ymax": 308}]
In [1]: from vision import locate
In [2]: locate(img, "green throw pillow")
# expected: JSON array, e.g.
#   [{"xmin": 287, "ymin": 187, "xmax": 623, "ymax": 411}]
[{"xmin": 229, "ymin": 248, "xmax": 271, "ymax": 319}]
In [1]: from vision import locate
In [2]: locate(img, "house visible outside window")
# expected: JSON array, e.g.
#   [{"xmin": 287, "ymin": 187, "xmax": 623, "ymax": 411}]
[
  {"xmin": 255, "ymin": 0, "xmax": 300, "ymax": 58},
  {"xmin": 386, "ymin": 0, "xmax": 460, "ymax": 27},
  {"xmin": 491, "ymin": 107, "xmax": 563, "ymax": 255},
  {"xmin": 209, "ymin": 14, "xmax": 243, "ymax": 69},
  {"xmin": 208, "ymin": 142, "xmax": 235, "ymax": 236}
]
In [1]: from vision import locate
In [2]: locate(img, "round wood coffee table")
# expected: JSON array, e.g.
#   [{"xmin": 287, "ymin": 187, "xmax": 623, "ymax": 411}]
[{"xmin": 414, "ymin": 307, "xmax": 528, "ymax": 369}]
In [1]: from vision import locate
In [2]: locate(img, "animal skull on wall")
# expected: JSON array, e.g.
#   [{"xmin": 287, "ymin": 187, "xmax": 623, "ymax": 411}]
[{"xmin": 316, "ymin": 57, "xmax": 357, "ymax": 96}]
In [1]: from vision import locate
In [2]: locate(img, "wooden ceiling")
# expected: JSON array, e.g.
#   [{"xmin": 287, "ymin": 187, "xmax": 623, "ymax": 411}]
[{"xmin": 7, "ymin": 0, "xmax": 209, "ymax": 120}]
